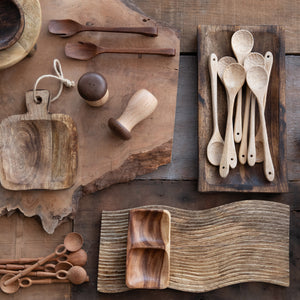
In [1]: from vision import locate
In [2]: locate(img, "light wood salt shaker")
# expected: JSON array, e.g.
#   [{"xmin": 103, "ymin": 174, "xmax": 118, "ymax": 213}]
[{"xmin": 108, "ymin": 89, "xmax": 158, "ymax": 140}]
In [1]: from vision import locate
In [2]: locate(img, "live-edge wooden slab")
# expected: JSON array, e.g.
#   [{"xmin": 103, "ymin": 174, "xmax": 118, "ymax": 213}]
[
  {"xmin": 0, "ymin": 0, "xmax": 180, "ymax": 233},
  {"xmin": 98, "ymin": 201, "xmax": 290, "ymax": 293},
  {"xmin": 198, "ymin": 25, "xmax": 288, "ymax": 193}
]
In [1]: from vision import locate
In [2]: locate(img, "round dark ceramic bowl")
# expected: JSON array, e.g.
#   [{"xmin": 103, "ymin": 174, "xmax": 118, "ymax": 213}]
[{"xmin": 0, "ymin": 0, "xmax": 25, "ymax": 50}]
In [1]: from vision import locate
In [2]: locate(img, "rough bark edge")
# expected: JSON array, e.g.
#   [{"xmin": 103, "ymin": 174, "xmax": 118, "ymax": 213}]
[{"xmin": 81, "ymin": 139, "xmax": 173, "ymax": 196}]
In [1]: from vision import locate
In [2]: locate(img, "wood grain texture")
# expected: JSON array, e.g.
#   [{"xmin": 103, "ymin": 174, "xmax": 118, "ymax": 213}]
[
  {"xmin": 98, "ymin": 201, "xmax": 290, "ymax": 293},
  {"xmin": 0, "ymin": 0, "xmax": 180, "ymax": 233},
  {"xmin": 198, "ymin": 25, "xmax": 288, "ymax": 192},
  {"xmin": 0, "ymin": 90, "xmax": 78, "ymax": 190},
  {"xmin": 0, "ymin": 0, "xmax": 41, "ymax": 69},
  {"xmin": 130, "ymin": 0, "xmax": 300, "ymax": 54},
  {"xmin": 126, "ymin": 209, "xmax": 170, "ymax": 289}
]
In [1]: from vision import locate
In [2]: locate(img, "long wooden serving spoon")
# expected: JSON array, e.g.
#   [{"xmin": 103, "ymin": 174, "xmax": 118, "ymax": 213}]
[
  {"xmin": 240, "ymin": 52, "xmax": 265, "ymax": 166},
  {"xmin": 207, "ymin": 53, "xmax": 224, "ymax": 166},
  {"xmin": 255, "ymin": 51, "xmax": 273, "ymax": 163},
  {"xmin": 217, "ymin": 56, "xmax": 237, "ymax": 168},
  {"xmin": 231, "ymin": 29, "xmax": 254, "ymax": 143},
  {"xmin": 219, "ymin": 63, "xmax": 246, "ymax": 178},
  {"xmin": 65, "ymin": 42, "xmax": 175, "ymax": 60},
  {"xmin": 246, "ymin": 66, "xmax": 275, "ymax": 182},
  {"xmin": 49, "ymin": 19, "xmax": 158, "ymax": 37}
]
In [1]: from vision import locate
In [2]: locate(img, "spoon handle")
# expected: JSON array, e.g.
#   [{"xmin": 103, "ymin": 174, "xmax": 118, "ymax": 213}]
[
  {"xmin": 239, "ymin": 87, "xmax": 251, "ymax": 164},
  {"xmin": 219, "ymin": 98, "xmax": 236, "ymax": 178},
  {"xmin": 248, "ymin": 94, "xmax": 256, "ymax": 166},
  {"xmin": 208, "ymin": 53, "xmax": 219, "ymax": 133},
  {"xmin": 98, "ymin": 47, "xmax": 176, "ymax": 56},
  {"xmin": 234, "ymin": 89, "xmax": 242, "ymax": 143},
  {"xmin": 81, "ymin": 26, "xmax": 158, "ymax": 37},
  {"xmin": 257, "ymin": 101, "xmax": 274, "ymax": 181}
]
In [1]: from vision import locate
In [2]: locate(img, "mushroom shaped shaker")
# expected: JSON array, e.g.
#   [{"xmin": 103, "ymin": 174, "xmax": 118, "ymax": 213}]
[
  {"xmin": 108, "ymin": 89, "xmax": 158, "ymax": 140},
  {"xmin": 77, "ymin": 72, "xmax": 109, "ymax": 107}
]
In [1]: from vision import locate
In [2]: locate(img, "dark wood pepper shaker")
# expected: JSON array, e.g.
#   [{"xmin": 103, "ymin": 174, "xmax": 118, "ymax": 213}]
[{"xmin": 77, "ymin": 72, "xmax": 109, "ymax": 107}]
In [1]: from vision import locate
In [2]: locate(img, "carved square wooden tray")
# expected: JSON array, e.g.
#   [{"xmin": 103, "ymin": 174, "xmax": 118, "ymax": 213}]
[{"xmin": 198, "ymin": 25, "xmax": 288, "ymax": 192}]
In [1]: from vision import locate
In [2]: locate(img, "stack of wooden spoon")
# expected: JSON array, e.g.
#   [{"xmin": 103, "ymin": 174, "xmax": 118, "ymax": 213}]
[
  {"xmin": 207, "ymin": 29, "xmax": 274, "ymax": 182},
  {"xmin": 0, "ymin": 232, "xmax": 89, "ymax": 295}
]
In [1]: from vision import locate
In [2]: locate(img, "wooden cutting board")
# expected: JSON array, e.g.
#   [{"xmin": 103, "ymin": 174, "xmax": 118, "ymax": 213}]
[
  {"xmin": 0, "ymin": 90, "xmax": 77, "ymax": 190},
  {"xmin": 0, "ymin": 0, "xmax": 180, "ymax": 233},
  {"xmin": 198, "ymin": 25, "xmax": 288, "ymax": 192},
  {"xmin": 98, "ymin": 201, "xmax": 290, "ymax": 293}
]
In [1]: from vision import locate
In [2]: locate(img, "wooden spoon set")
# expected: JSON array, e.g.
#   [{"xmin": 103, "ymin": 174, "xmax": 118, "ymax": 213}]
[
  {"xmin": 0, "ymin": 232, "xmax": 89, "ymax": 294},
  {"xmin": 207, "ymin": 29, "xmax": 274, "ymax": 182},
  {"xmin": 48, "ymin": 19, "xmax": 176, "ymax": 60}
]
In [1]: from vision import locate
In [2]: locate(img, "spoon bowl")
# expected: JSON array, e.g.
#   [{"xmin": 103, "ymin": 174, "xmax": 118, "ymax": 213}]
[
  {"xmin": 64, "ymin": 232, "xmax": 83, "ymax": 252},
  {"xmin": 0, "ymin": 274, "xmax": 19, "ymax": 294}
]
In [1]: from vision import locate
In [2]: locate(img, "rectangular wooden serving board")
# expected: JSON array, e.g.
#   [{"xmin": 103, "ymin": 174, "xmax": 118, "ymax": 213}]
[{"xmin": 198, "ymin": 25, "xmax": 288, "ymax": 193}]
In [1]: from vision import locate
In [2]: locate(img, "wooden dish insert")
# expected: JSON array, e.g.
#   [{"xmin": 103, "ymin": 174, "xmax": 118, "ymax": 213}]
[{"xmin": 126, "ymin": 209, "xmax": 171, "ymax": 289}]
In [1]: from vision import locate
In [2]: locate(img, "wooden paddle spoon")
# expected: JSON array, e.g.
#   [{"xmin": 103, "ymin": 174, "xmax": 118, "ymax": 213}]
[
  {"xmin": 65, "ymin": 42, "xmax": 176, "ymax": 60},
  {"xmin": 231, "ymin": 29, "xmax": 254, "ymax": 143},
  {"xmin": 207, "ymin": 54, "xmax": 224, "ymax": 166},
  {"xmin": 256, "ymin": 51, "xmax": 273, "ymax": 163},
  {"xmin": 246, "ymin": 66, "xmax": 275, "ymax": 182},
  {"xmin": 219, "ymin": 63, "xmax": 246, "ymax": 178},
  {"xmin": 241, "ymin": 52, "xmax": 265, "ymax": 166},
  {"xmin": 49, "ymin": 19, "xmax": 158, "ymax": 37}
]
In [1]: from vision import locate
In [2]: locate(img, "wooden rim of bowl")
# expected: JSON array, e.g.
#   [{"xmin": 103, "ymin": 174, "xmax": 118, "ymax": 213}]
[{"xmin": 0, "ymin": 0, "xmax": 25, "ymax": 51}]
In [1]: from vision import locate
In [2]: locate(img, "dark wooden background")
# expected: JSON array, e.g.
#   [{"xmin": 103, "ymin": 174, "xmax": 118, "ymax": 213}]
[{"xmin": 0, "ymin": 0, "xmax": 299, "ymax": 299}]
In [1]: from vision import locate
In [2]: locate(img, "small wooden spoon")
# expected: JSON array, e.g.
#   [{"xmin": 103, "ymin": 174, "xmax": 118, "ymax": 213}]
[
  {"xmin": 219, "ymin": 63, "xmax": 246, "ymax": 178},
  {"xmin": 231, "ymin": 30, "xmax": 254, "ymax": 143},
  {"xmin": 217, "ymin": 56, "xmax": 237, "ymax": 168},
  {"xmin": 65, "ymin": 42, "xmax": 176, "ymax": 60},
  {"xmin": 240, "ymin": 52, "xmax": 265, "ymax": 166},
  {"xmin": 58, "ymin": 266, "xmax": 89, "ymax": 284},
  {"xmin": 4, "ymin": 232, "xmax": 82, "ymax": 286},
  {"xmin": 49, "ymin": 19, "xmax": 158, "ymax": 37},
  {"xmin": 207, "ymin": 54, "xmax": 224, "ymax": 166},
  {"xmin": 246, "ymin": 66, "xmax": 275, "ymax": 182},
  {"xmin": 256, "ymin": 51, "xmax": 273, "ymax": 163}
]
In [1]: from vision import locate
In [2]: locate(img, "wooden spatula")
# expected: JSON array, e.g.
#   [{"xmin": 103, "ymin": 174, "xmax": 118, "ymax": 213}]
[
  {"xmin": 65, "ymin": 42, "xmax": 176, "ymax": 60},
  {"xmin": 49, "ymin": 19, "xmax": 158, "ymax": 37}
]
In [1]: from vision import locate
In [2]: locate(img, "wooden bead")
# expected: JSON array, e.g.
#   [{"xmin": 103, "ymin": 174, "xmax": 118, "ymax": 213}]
[
  {"xmin": 108, "ymin": 89, "xmax": 158, "ymax": 140},
  {"xmin": 77, "ymin": 72, "xmax": 109, "ymax": 107}
]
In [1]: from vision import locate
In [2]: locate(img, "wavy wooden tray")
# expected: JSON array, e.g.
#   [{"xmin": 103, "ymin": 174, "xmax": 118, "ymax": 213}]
[{"xmin": 98, "ymin": 200, "xmax": 289, "ymax": 293}]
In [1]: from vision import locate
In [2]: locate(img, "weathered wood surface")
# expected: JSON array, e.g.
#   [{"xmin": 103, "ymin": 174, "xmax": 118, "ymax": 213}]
[
  {"xmin": 98, "ymin": 201, "xmax": 290, "ymax": 293},
  {"xmin": 198, "ymin": 25, "xmax": 288, "ymax": 192},
  {"xmin": 130, "ymin": 0, "xmax": 300, "ymax": 54},
  {"xmin": 72, "ymin": 180, "xmax": 300, "ymax": 299},
  {"xmin": 0, "ymin": 0, "xmax": 41, "ymax": 69},
  {"xmin": 0, "ymin": 0, "xmax": 180, "ymax": 233},
  {"xmin": 0, "ymin": 90, "xmax": 78, "ymax": 190},
  {"xmin": 0, "ymin": 213, "xmax": 71, "ymax": 300}
]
